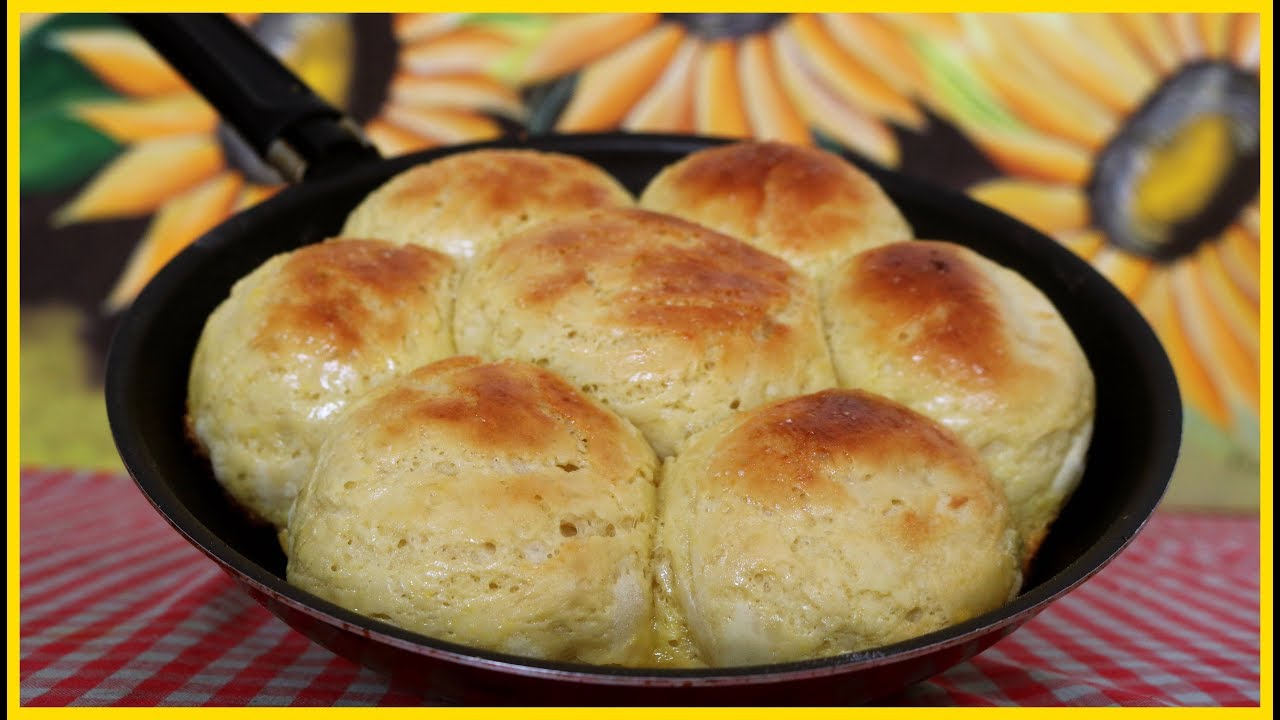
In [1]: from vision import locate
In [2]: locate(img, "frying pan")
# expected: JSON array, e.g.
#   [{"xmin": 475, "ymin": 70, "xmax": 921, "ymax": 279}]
[{"xmin": 103, "ymin": 14, "xmax": 1181, "ymax": 705}]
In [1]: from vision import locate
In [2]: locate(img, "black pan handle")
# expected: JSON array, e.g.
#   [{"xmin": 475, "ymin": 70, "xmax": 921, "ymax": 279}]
[{"xmin": 120, "ymin": 13, "xmax": 380, "ymax": 183}]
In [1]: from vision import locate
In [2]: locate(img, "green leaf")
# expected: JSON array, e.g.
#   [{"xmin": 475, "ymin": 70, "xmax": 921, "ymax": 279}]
[
  {"xmin": 20, "ymin": 13, "xmax": 124, "ymax": 192},
  {"xmin": 911, "ymin": 35, "xmax": 1021, "ymax": 134},
  {"xmin": 522, "ymin": 74, "xmax": 577, "ymax": 135},
  {"xmin": 812, "ymin": 129, "xmax": 851, "ymax": 157},
  {"xmin": 21, "ymin": 13, "xmax": 122, "ymax": 107},
  {"xmin": 20, "ymin": 106, "xmax": 120, "ymax": 193},
  {"xmin": 461, "ymin": 13, "xmax": 553, "ymax": 42}
]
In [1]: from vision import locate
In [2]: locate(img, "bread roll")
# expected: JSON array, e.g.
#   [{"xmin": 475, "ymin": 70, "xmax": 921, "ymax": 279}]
[
  {"xmin": 656, "ymin": 389, "xmax": 1021, "ymax": 667},
  {"xmin": 341, "ymin": 149, "xmax": 634, "ymax": 262},
  {"xmin": 286, "ymin": 357, "xmax": 659, "ymax": 665},
  {"xmin": 639, "ymin": 141, "xmax": 912, "ymax": 278},
  {"xmin": 822, "ymin": 241, "xmax": 1095, "ymax": 561},
  {"xmin": 186, "ymin": 239, "xmax": 456, "ymax": 528},
  {"xmin": 454, "ymin": 207, "xmax": 837, "ymax": 457}
]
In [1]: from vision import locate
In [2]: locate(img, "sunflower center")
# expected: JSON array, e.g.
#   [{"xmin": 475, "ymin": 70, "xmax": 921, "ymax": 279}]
[
  {"xmin": 662, "ymin": 13, "xmax": 787, "ymax": 39},
  {"xmin": 1133, "ymin": 115, "xmax": 1234, "ymax": 227},
  {"xmin": 1088, "ymin": 61, "xmax": 1259, "ymax": 262}
]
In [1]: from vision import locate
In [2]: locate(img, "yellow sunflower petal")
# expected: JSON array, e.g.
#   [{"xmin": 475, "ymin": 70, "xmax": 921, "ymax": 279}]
[
  {"xmin": 967, "ymin": 126, "xmax": 1094, "ymax": 185},
  {"xmin": 1114, "ymin": 14, "xmax": 1182, "ymax": 74},
  {"xmin": 390, "ymin": 72, "xmax": 524, "ymax": 118},
  {"xmin": 1139, "ymin": 271, "xmax": 1231, "ymax": 427},
  {"xmin": 1238, "ymin": 202, "xmax": 1260, "ymax": 236},
  {"xmin": 1192, "ymin": 238, "xmax": 1259, "ymax": 357},
  {"xmin": 1055, "ymin": 228, "xmax": 1107, "ymax": 261},
  {"xmin": 1164, "ymin": 13, "xmax": 1207, "ymax": 62},
  {"xmin": 234, "ymin": 184, "xmax": 282, "ymax": 212},
  {"xmin": 51, "ymin": 29, "xmax": 187, "ymax": 97},
  {"xmin": 105, "ymin": 173, "xmax": 243, "ymax": 311},
  {"xmin": 738, "ymin": 34, "xmax": 811, "ymax": 144},
  {"xmin": 1091, "ymin": 246, "xmax": 1154, "ymax": 299},
  {"xmin": 782, "ymin": 14, "xmax": 925, "ymax": 130},
  {"xmin": 1231, "ymin": 13, "xmax": 1260, "ymax": 69},
  {"xmin": 693, "ymin": 38, "xmax": 752, "ymax": 139},
  {"xmin": 558, "ymin": 24, "xmax": 685, "ymax": 133},
  {"xmin": 1195, "ymin": 13, "xmax": 1233, "ymax": 58},
  {"xmin": 968, "ymin": 178, "xmax": 1088, "ymax": 236},
  {"xmin": 819, "ymin": 14, "xmax": 927, "ymax": 96},
  {"xmin": 393, "ymin": 13, "xmax": 465, "ymax": 44},
  {"xmin": 622, "ymin": 37, "xmax": 701, "ymax": 134},
  {"xmin": 382, "ymin": 106, "xmax": 502, "ymax": 145},
  {"xmin": 20, "ymin": 13, "xmax": 51, "ymax": 35},
  {"xmin": 962, "ymin": 15, "xmax": 1117, "ymax": 150},
  {"xmin": 1215, "ymin": 223, "xmax": 1260, "ymax": 305},
  {"xmin": 876, "ymin": 13, "xmax": 964, "ymax": 42},
  {"xmin": 68, "ymin": 94, "xmax": 218, "ymax": 143},
  {"xmin": 363, "ymin": 117, "xmax": 442, "ymax": 157},
  {"xmin": 518, "ymin": 13, "xmax": 660, "ymax": 85},
  {"xmin": 772, "ymin": 28, "xmax": 899, "ymax": 166},
  {"xmin": 54, "ymin": 134, "xmax": 224, "ymax": 225},
  {"xmin": 401, "ymin": 26, "xmax": 517, "ymax": 76},
  {"xmin": 1012, "ymin": 14, "xmax": 1159, "ymax": 115},
  {"xmin": 1171, "ymin": 258, "xmax": 1259, "ymax": 411}
]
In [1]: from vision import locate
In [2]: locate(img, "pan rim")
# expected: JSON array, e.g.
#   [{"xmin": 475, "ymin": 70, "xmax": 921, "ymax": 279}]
[{"xmin": 104, "ymin": 131, "xmax": 1180, "ymax": 687}]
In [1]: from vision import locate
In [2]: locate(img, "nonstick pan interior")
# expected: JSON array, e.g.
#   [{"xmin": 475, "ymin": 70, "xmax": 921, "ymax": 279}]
[{"xmin": 105, "ymin": 133, "xmax": 1180, "ymax": 704}]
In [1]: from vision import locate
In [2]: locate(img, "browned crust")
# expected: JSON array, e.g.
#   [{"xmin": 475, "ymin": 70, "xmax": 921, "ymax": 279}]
[
  {"xmin": 641, "ymin": 141, "xmax": 904, "ymax": 258},
  {"xmin": 497, "ymin": 207, "xmax": 800, "ymax": 339},
  {"xmin": 708, "ymin": 389, "xmax": 993, "ymax": 525},
  {"xmin": 366, "ymin": 357, "xmax": 628, "ymax": 460},
  {"xmin": 252, "ymin": 239, "xmax": 453, "ymax": 358},
  {"xmin": 838, "ymin": 241, "xmax": 1011, "ymax": 385},
  {"xmin": 374, "ymin": 150, "xmax": 631, "ymax": 219}
]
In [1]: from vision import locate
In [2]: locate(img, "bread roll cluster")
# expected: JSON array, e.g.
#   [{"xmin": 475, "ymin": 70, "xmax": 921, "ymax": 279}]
[{"xmin": 186, "ymin": 141, "xmax": 1094, "ymax": 668}]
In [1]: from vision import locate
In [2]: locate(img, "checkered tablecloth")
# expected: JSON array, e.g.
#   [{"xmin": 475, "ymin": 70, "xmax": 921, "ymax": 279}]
[{"xmin": 17, "ymin": 468, "xmax": 1263, "ymax": 707}]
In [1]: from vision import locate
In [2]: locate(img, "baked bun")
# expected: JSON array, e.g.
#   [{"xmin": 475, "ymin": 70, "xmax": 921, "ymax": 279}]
[
  {"xmin": 341, "ymin": 149, "xmax": 634, "ymax": 262},
  {"xmin": 186, "ymin": 239, "xmax": 456, "ymax": 528},
  {"xmin": 638, "ymin": 141, "xmax": 913, "ymax": 278},
  {"xmin": 286, "ymin": 357, "xmax": 659, "ymax": 665},
  {"xmin": 656, "ymin": 389, "xmax": 1021, "ymax": 667},
  {"xmin": 821, "ymin": 241, "xmax": 1095, "ymax": 560},
  {"xmin": 454, "ymin": 207, "xmax": 837, "ymax": 457}
]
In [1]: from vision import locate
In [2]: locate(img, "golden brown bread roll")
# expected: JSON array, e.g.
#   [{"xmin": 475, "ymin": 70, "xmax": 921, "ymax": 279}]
[
  {"xmin": 286, "ymin": 357, "xmax": 659, "ymax": 665},
  {"xmin": 341, "ymin": 149, "xmax": 634, "ymax": 262},
  {"xmin": 821, "ymin": 241, "xmax": 1095, "ymax": 561},
  {"xmin": 454, "ymin": 207, "xmax": 838, "ymax": 457},
  {"xmin": 656, "ymin": 389, "xmax": 1021, "ymax": 667},
  {"xmin": 638, "ymin": 141, "xmax": 913, "ymax": 278},
  {"xmin": 186, "ymin": 238, "xmax": 457, "ymax": 528}
]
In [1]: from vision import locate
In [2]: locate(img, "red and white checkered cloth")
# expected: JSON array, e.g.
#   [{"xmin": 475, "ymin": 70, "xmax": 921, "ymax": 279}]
[{"xmin": 18, "ymin": 468, "xmax": 1262, "ymax": 707}]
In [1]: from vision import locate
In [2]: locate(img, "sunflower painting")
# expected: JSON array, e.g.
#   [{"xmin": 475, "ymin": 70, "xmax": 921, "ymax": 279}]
[
  {"xmin": 46, "ymin": 13, "xmax": 524, "ymax": 309},
  {"xmin": 19, "ymin": 13, "xmax": 1265, "ymax": 509},
  {"xmin": 19, "ymin": 12, "xmax": 526, "ymax": 470},
  {"xmin": 504, "ymin": 13, "xmax": 925, "ymax": 167},
  {"xmin": 888, "ymin": 13, "xmax": 1263, "ymax": 506}
]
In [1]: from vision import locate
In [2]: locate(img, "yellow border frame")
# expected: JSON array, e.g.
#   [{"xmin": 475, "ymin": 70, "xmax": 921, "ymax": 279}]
[{"xmin": 8, "ymin": 2, "xmax": 1273, "ymax": 716}]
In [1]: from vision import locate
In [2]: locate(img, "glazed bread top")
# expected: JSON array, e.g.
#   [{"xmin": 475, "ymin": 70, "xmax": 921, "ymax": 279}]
[
  {"xmin": 342, "ymin": 149, "xmax": 635, "ymax": 262},
  {"xmin": 187, "ymin": 239, "xmax": 457, "ymax": 528},
  {"xmin": 287, "ymin": 357, "xmax": 660, "ymax": 665},
  {"xmin": 656, "ymin": 388, "xmax": 1021, "ymax": 666},
  {"xmin": 639, "ymin": 141, "xmax": 913, "ymax": 278},
  {"xmin": 454, "ymin": 206, "xmax": 837, "ymax": 457},
  {"xmin": 821, "ymin": 240, "xmax": 1095, "ymax": 559}
]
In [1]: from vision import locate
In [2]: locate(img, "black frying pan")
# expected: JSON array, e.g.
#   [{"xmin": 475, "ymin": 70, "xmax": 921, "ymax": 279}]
[{"xmin": 104, "ymin": 14, "xmax": 1181, "ymax": 705}]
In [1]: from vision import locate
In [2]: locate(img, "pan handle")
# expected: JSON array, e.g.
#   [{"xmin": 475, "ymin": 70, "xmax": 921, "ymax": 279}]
[{"xmin": 120, "ymin": 13, "xmax": 380, "ymax": 183}]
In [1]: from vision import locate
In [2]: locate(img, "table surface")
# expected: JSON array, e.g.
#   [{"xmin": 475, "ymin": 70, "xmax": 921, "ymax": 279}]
[{"xmin": 17, "ymin": 468, "xmax": 1262, "ymax": 707}]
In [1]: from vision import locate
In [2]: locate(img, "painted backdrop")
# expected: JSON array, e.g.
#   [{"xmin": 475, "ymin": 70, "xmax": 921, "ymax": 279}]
[{"xmin": 18, "ymin": 13, "xmax": 1263, "ymax": 509}]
